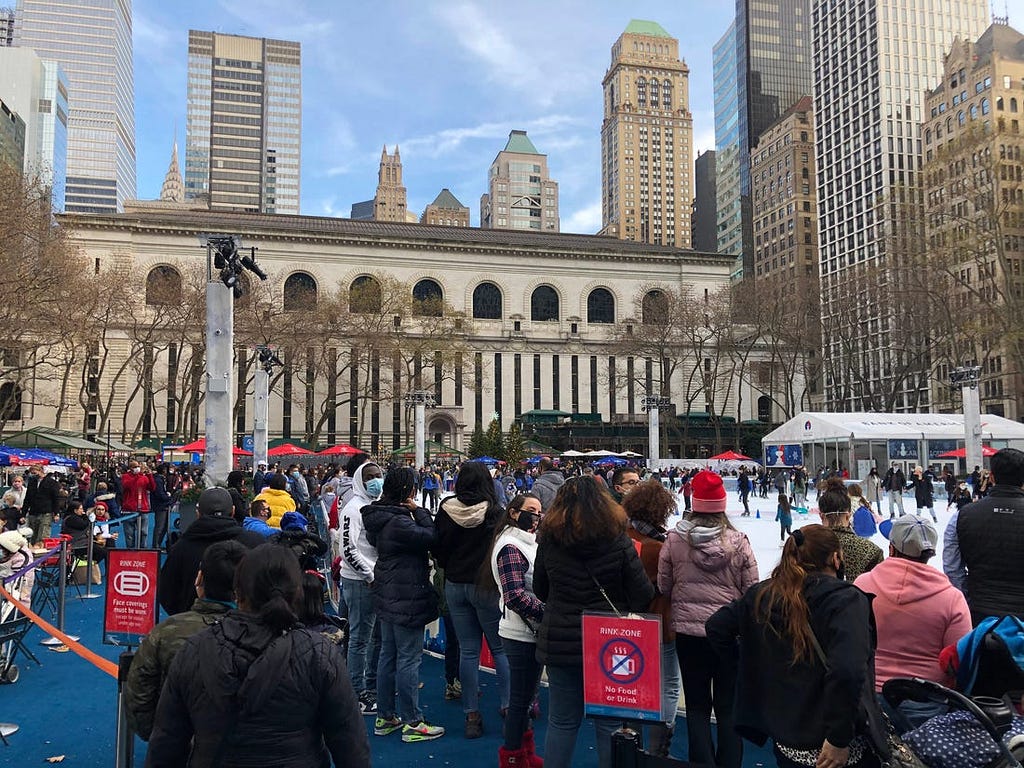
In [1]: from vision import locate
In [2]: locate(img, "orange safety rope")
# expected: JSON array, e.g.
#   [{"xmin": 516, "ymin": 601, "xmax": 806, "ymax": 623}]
[{"xmin": 0, "ymin": 583, "xmax": 118, "ymax": 679}]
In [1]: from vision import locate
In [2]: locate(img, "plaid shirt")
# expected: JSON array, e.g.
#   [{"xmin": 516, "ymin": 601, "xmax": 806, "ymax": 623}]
[{"xmin": 496, "ymin": 544, "xmax": 544, "ymax": 624}]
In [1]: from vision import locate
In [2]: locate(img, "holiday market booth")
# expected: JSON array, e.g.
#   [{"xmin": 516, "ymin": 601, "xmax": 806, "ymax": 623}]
[{"xmin": 760, "ymin": 411, "xmax": 1024, "ymax": 480}]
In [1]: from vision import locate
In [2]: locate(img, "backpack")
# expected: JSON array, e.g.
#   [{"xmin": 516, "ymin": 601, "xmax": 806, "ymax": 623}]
[{"xmin": 852, "ymin": 504, "xmax": 877, "ymax": 537}]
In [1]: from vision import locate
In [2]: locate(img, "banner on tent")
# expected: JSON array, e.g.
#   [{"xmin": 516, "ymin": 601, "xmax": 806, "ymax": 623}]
[
  {"xmin": 928, "ymin": 440, "xmax": 957, "ymax": 461},
  {"xmin": 888, "ymin": 440, "xmax": 919, "ymax": 461},
  {"xmin": 764, "ymin": 444, "xmax": 803, "ymax": 467}
]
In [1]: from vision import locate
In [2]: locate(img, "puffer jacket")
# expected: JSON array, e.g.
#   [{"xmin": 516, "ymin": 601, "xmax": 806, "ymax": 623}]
[
  {"xmin": 253, "ymin": 487, "xmax": 296, "ymax": 529},
  {"xmin": 362, "ymin": 502, "xmax": 438, "ymax": 628},
  {"xmin": 433, "ymin": 495, "xmax": 501, "ymax": 584},
  {"xmin": 145, "ymin": 612, "xmax": 369, "ymax": 768},
  {"xmin": 658, "ymin": 519, "xmax": 759, "ymax": 637},
  {"xmin": 125, "ymin": 599, "xmax": 231, "ymax": 740},
  {"xmin": 531, "ymin": 471, "xmax": 565, "ymax": 511},
  {"xmin": 534, "ymin": 531, "xmax": 654, "ymax": 667}
]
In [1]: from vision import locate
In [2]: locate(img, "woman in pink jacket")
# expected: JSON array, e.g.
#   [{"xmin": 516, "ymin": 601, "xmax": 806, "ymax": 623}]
[
  {"xmin": 854, "ymin": 514, "xmax": 971, "ymax": 729},
  {"xmin": 658, "ymin": 471, "xmax": 758, "ymax": 768}
]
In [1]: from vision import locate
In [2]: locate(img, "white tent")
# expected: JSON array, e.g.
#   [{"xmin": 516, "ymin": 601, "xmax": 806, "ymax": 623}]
[{"xmin": 762, "ymin": 412, "xmax": 1024, "ymax": 444}]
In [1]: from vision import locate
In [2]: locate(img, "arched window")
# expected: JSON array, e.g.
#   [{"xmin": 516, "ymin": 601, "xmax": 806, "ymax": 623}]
[
  {"xmin": 642, "ymin": 289, "xmax": 669, "ymax": 325},
  {"xmin": 412, "ymin": 279, "xmax": 443, "ymax": 317},
  {"xmin": 982, "ymin": 97, "xmax": 991, "ymax": 115},
  {"xmin": 472, "ymin": 282, "xmax": 502, "ymax": 320},
  {"xmin": 349, "ymin": 275, "xmax": 381, "ymax": 314},
  {"xmin": 970, "ymin": 104, "xmax": 978, "ymax": 120},
  {"xmin": 1012, "ymin": 98, "xmax": 1019, "ymax": 113},
  {"xmin": 145, "ymin": 266, "xmax": 182, "ymax": 306},
  {"xmin": 958, "ymin": 110, "xmax": 966, "ymax": 126},
  {"xmin": 0, "ymin": 382, "xmax": 22, "ymax": 421},
  {"xmin": 587, "ymin": 288, "xmax": 615, "ymax": 324},
  {"xmin": 757, "ymin": 395, "xmax": 772, "ymax": 422},
  {"xmin": 283, "ymin": 272, "xmax": 317, "ymax": 310},
  {"xmin": 530, "ymin": 286, "xmax": 559, "ymax": 322}
]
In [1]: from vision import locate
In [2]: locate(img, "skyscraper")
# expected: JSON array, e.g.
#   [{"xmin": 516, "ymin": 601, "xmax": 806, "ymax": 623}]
[
  {"xmin": 600, "ymin": 20, "xmax": 692, "ymax": 247},
  {"xmin": 480, "ymin": 130, "xmax": 559, "ymax": 232},
  {"xmin": 714, "ymin": 1, "xmax": 813, "ymax": 279},
  {"xmin": 185, "ymin": 30, "xmax": 301, "ymax": 215},
  {"xmin": 421, "ymin": 188, "xmax": 469, "ymax": 227},
  {"xmin": 373, "ymin": 145, "xmax": 407, "ymax": 222},
  {"xmin": 812, "ymin": 0, "xmax": 988, "ymax": 411},
  {"xmin": 10, "ymin": 0, "xmax": 134, "ymax": 213},
  {"xmin": 692, "ymin": 150, "xmax": 718, "ymax": 252},
  {"xmin": 0, "ymin": 47, "xmax": 68, "ymax": 209}
]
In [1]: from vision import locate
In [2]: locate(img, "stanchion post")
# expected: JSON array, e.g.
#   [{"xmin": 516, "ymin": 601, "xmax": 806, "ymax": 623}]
[
  {"xmin": 611, "ymin": 725, "xmax": 641, "ymax": 768},
  {"xmin": 82, "ymin": 524, "xmax": 101, "ymax": 600},
  {"xmin": 114, "ymin": 651, "xmax": 135, "ymax": 768},
  {"xmin": 41, "ymin": 538, "xmax": 79, "ymax": 644}
]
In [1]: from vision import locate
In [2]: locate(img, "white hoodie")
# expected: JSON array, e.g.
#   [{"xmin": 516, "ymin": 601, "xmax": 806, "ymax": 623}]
[{"xmin": 335, "ymin": 463, "xmax": 381, "ymax": 582}]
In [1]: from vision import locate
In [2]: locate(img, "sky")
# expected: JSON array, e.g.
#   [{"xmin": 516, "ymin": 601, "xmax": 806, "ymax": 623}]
[{"xmin": 132, "ymin": 0, "xmax": 1024, "ymax": 234}]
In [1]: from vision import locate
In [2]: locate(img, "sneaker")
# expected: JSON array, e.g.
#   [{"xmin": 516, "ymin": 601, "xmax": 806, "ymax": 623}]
[
  {"xmin": 402, "ymin": 720, "xmax": 445, "ymax": 742},
  {"xmin": 358, "ymin": 691, "xmax": 377, "ymax": 715},
  {"xmin": 445, "ymin": 680, "xmax": 462, "ymax": 700},
  {"xmin": 374, "ymin": 715, "xmax": 402, "ymax": 736}
]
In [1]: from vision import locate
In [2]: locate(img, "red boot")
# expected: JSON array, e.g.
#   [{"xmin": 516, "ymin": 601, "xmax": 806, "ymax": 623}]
[
  {"xmin": 520, "ymin": 730, "xmax": 544, "ymax": 768},
  {"xmin": 499, "ymin": 745, "xmax": 528, "ymax": 767}
]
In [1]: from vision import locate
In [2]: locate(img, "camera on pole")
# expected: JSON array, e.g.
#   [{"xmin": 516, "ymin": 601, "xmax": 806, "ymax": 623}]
[
  {"xmin": 206, "ymin": 236, "xmax": 268, "ymax": 299},
  {"xmin": 257, "ymin": 346, "xmax": 282, "ymax": 374}
]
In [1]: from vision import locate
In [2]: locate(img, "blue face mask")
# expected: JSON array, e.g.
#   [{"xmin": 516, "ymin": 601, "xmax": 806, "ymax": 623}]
[{"xmin": 365, "ymin": 477, "xmax": 383, "ymax": 499}]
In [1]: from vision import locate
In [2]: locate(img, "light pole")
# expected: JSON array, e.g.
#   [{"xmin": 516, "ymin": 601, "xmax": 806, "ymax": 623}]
[
  {"xmin": 642, "ymin": 395, "xmax": 671, "ymax": 474},
  {"xmin": 950, "ymin": 365, "xmax": 983, "ymax": 474},
  {"xmin": 253, "ymin": 346, "xmax": 282, "ymax": 473},
  {"xmin": 404, "ymin": 391, "xmax": 436, "ymax": 468},
  {"xmin": 201, "ymin": 235, "xmax": 268, "ymax": 486}
]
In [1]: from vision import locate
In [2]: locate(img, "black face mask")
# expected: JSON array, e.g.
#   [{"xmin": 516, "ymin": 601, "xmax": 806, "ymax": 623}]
[{"xmin": 516, "ymin": 511, "xmax": 537, "ymax": 532}]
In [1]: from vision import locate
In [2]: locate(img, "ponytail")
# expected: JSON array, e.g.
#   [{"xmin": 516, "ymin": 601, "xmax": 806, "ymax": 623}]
[{"xmin": 753, "ymin": 524, "xmax": 841, "ymax": 664}]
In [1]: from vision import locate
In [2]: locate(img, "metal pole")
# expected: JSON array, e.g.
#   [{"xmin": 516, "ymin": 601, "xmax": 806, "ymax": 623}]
[
  {"xmin": 415, "ymin": 402, "xmax": 426, "ymax": 469},
  {"xmin": 648, "ymin": 405, "xmax": 660, "ymax": 475},
  {"xmin": 963, "ymin": 382, "xmax": 983, "ymax": 472},
  {"xmin": 82, "ymin": 524, "xmax": 100, "ymax": 599},
  {"xmin": 114, "ymin": 651, "xmax": 135, "ymax": 768},
  {"xmin": 204, "ymin": 280, "xmax": 234, "ymax": 487},
  {"xmin": 42, "ymin": 538, "xmax": 78, "ymax": 644},
  {"xmin": 253, "ymin": 367, "xmax": 269, "ymax": 470}
]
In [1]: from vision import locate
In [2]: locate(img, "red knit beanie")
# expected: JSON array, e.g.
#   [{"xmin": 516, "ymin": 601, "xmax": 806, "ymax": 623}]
[{"xmin": 691, "ymin": 471, "xmax": 727, "ymax": 514}]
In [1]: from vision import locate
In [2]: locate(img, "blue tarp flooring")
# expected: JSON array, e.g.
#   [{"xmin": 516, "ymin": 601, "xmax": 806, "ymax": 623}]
[{"xmin": 2, "ymin": 578, "xmax": 777, "ymax": 767}]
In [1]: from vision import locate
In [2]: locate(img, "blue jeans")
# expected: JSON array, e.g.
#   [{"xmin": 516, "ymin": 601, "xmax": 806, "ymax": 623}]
[
  {"xmin": 342, "ymin": 577, "xmax": 379, "ymax": 694},
  {"xmin": 122, "ymin": 512, "xmax": 149, "ymax": 549},
  {"xmin": 545, "ymin": 663, "xmax": 619, "ymax": 768},
  {"xmin": 377, "ymin": 620, "xmax": 425, "ymax": 724},
  {"xmin": 445, "ymin": 581, "xmax": 510, "ymax": 713},
  {"xmin": 660, "ymin": 639, "xmax": 681, "ymax": 724},
  {"xmin": 151, "ymin": 506, "xmax": 170, "ymax": 550},
  {"xmin": 503, "ymin": 638, "xmax": 543, "ymax": 750}
]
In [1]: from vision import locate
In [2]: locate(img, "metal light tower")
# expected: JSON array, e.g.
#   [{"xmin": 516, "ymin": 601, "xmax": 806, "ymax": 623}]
[
  {"xmin": 951, "ymin": 365, "xmax": 983, "ymax": 474},
  {"xmin": 642, "ymin": 395, "xmax": 671, "ymax": 474},
  {"xmin": 253, "ymin": 346, "xmax": 282, "ymax": 472},
  {"xmin": 202, "ymin": 235, "xmax": 268, "ymax": 486},
  {"xmin": 404, "ymin": 391, "xmax": 436, "ymax": 468}
]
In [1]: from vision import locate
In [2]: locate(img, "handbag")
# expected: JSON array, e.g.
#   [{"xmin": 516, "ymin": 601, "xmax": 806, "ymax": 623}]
[{"xmin": 808, "ymin": 630, "xmax": 927, "ymax": 768}]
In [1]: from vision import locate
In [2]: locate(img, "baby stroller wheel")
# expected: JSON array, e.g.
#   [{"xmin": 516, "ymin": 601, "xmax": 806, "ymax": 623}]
[{"xmin": 3, "ymin": 664, "xmax": 18, "ymax": 684}]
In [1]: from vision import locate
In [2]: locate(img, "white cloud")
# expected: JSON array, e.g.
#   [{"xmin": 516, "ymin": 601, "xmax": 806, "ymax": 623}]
[
  {"xmin": 216, "ymin": 0, "xmax": 334, "ymax": 40},
  {"xmin": 562, "ymin": 200, "xmax": 602, "ymax": 235},
  {"xmin": 399, "ymin": 114, "xmax": 586, "ymax": 159}
]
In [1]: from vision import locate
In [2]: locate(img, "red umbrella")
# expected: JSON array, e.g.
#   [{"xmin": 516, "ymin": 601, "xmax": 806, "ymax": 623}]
[
  {"xmin": 709, "ymin": 450, "xmax": 756, "ymax": 462},
  {"xmin": 937, "ymin": 446, "xmax": 997, "ymax": 458},
  {"xmin": 318, "ymin": 444, "xmax": 362, "ymax": 456},
  {"xmin": 268, "ymin": 443, "xmax": 313, "ymax": 457}
]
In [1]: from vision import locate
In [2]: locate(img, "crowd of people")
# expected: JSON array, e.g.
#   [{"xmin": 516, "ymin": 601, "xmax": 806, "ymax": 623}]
[{"xmin": 5, "ymin": 441, "xmax": 1023, "ymax": 768}]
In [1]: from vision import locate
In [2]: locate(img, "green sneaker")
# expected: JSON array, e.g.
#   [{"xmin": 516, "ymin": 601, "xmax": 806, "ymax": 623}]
[
  {"xmin": 402, "ymin": 720, "xmax": 445, "ymax": 742},
  {"xmin": 374, "ymin": 715, "xmax": 403, "ymax": 736}
]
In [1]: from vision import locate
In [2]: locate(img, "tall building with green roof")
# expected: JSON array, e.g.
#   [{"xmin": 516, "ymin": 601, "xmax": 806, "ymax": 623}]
[
  {"xmin": 480, "ymin": 130, "xmax": 559, "ymax": 232},
  {"xmin": 600, "ymin": 20, "xmax": 693, "ymax": 247}
]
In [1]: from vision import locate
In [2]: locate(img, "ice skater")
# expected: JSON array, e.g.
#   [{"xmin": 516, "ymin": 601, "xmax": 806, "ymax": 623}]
[
  {"xmin": 907, "ymin": 465, "xmax": 937, "ymax": 523},
  {"xmin": 775, "ymin": 493, "xmax": 792, "ymax": 545}
]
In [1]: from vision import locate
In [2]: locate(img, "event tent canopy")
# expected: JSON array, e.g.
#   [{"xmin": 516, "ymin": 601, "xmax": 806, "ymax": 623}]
[
  {"xmin": 5, "ymin": 426, "xmax": 112, "ymax": 453},
  {"xmin": 268, "ymin": 443, "xmax": 313, "ymax": 456},
  {"xmin": 709, "ymin": 450, "xmax": 756, "ymax": 462},
  {"xmin": 761, "ymin": 412, "xmax": 1024, "ymax": 445},
  {"xmin": 390, "ymin": 440, "xmax": 465, "ymax": 459},
  {"xmin": 938, "ymin": 446, "xmax": 998, "ymax": 458}
]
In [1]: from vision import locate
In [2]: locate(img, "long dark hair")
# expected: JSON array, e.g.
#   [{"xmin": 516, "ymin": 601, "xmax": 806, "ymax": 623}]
[
  {"xmin": 753, "ymin": 524, "xmax": 841, "ymax": 664},
  {"xmin": 377, "ymin": 467, "xmax": 418, "ymax": 506},
  {"xmin": 454, "ymin": 461, "xmax": 499, "ymax": 507},
  {"xmin": 477, "ymin": 492, "xmax": 541, "ymax": 595},
  {"xmin": 298, "ymin": 570, "xmax": 327, "ymax": 626},
  {"xmin": 234, "ymin": 543, "xmax": 301, "ymax": 633},
  {"xmin": 539, "ymin": 476, "xmax": 626, "ymax": 547}
]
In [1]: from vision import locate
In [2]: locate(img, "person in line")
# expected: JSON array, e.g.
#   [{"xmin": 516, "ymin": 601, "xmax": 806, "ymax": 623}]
[
  {"xmin": 854, "ymin": 515, "xmax": 971, "ymax": 730},
  {"xmin": 150, "ymin": 463, "xmax": 178, "ymax": 551},
  {"xmin": 706, "ymin": 525, "xmax": 880, "ymax": 768},
  {"xmin": 818, "ymin": 478, "xmax": 883, "ymax": 582},
  {"xmin": 907, "ymin": 466, "xmax": 937, "ymax": 523},
  {"xmin": 242, "ymin": 499, "xmax": 275, "ymax": 538},
  {"xmin": 623, "ymin": 480, "xmax": 681, "ymax": 758},
  {"xmin": 610, "ymin": 466, "xmax": 640, "ymax": 504},
  {"xmin": 60, "ymin": 499, "xmax": 107, "ymax": 573},
  {"xmin": 0, "ymin": 529, "xmax": 35, "ymax": 603},
  {"xmin": 434, "ymin": 461, "xmax": 510, "ymax": 739},
  {"xmin": 225, "ymin": 470, "xmax": 249, "ymax": 525},
  {"xmin": 530, "ymin": 457, "xmax": 565, "ymax": 512},
  {"xmin": 251, "ymin": 462, "xmax": 268, "ymax": 495},
  {"xmin": 120, "ymin": 461, "xmax": 155, "ymax": 549},
  {"xmin": 27, "ymin": 468, "xmax": 61, "ymax": 545},
  {"xmin": 337, "ymin": 458, "xmax": 383, "ymax": 715},
  {"xmin": 362, "ymin": 467, "xmax": 445, "ymax": 743},
  {"xmin": 157, "ymin": 488, "xmax": 264, "ymax": 616},
  {"xmin": 126, "ymin": 540, "xmax": 248, "ymax": 740},
  {"xmin": 146, "ymin": 544, "xmax": 370, "ymax": 768},
  {"xmin": 534, "ymin": 476, "xmax": 654, "ymax": 768},
  {"xmin": 776, "ymin": 493, "xmax": 793, "ymax": 544},
  {"xmin": 658, "ymin": 470, "xmax": 758, "ymax": 768},
  {"xmin": 297, "ymin": 570, "xmax": 348, "ymax": 648},
  {"xmin": 5, "ymin": 474, "xmax": 26, "ymax": 511},
  {"xmin": 944, "ymin": 447, "xmax": 1024, "ymax": 625},
  {"xmin": 253, "ymin": 472, "xmax": 296, "ymax": 529},
  {"xmin": 883, "ymin": 463, "xmax": 906, "ymax": 519},
  {"xmin": 487, "ymin": 493, "xmax": 545, "ymax": 768}
]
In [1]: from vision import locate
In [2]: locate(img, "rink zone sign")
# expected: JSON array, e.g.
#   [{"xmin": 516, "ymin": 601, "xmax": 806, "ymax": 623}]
[
  {"xmin": 103, "ymin": 549, "xmax": 159, "ymax": 647},
  {"xmin": 582, "ymin": 613, "xmax": 662, "ymax": 721}
]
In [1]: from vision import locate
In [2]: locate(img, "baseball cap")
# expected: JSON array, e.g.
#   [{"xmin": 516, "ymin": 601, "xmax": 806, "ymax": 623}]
[
  {"xmin": 888, "ymin": 515, "xmax": 938, "ymax": 558},
  {"xmin": 198, "ymin": 487, "xmax": 234, "ymax": 518}
]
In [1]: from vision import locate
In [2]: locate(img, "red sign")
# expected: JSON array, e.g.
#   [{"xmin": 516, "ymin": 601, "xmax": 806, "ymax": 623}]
[
  {"xmin": 103, "ymin": 549, "xmax": 160, "ymax": 646},
  {"xmin": 582, "ymin": 613, "xmax": 662, "ymax": 721}
]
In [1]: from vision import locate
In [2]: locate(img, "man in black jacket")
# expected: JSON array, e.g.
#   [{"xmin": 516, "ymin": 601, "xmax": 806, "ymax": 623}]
[
  {"xmin": 157, "ymin": 488, "xmax": 263, "ymax": 616},
  {"xmin": 945, "ymin": 448, "xmax": 1024, "ymax": 625},
  {"xmin": 27, "ymin": 469, "xmax": 62, "ymax": 544}
]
